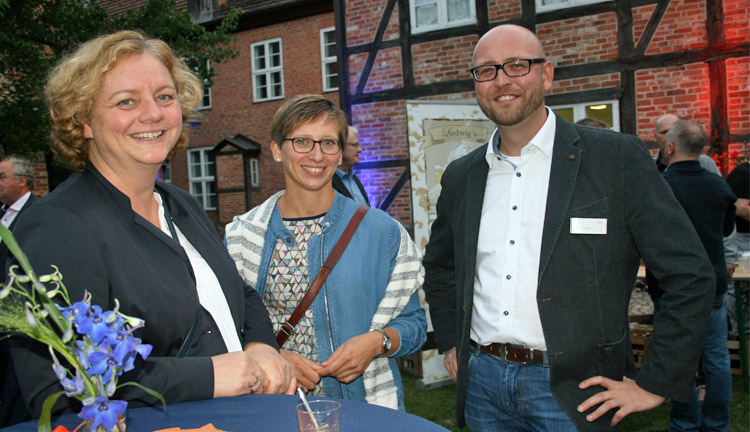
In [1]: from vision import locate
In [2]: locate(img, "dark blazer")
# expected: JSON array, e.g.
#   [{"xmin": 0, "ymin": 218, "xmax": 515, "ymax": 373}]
[
  {"xmin": 9, "ymin": 166, "xmax": 277, "ymax": 417},
  {"xmin": 423, "ymin": 114, "xmax": 715, "ymax": 431},
  {"xmin": 0, "ymin": 193, "xmax": 38, "ymax": 427},
  {"xmin": 332, "ymin": 171, "xmax": 370, "ymax": 206}
]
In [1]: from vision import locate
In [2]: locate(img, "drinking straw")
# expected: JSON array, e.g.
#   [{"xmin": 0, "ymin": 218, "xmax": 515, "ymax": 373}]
[{"xmin": 297, "ymin": 387, "xmax": 321, "ymax": 431}]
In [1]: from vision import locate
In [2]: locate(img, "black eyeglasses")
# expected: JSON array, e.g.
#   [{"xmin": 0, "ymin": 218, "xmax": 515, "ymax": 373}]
[
  {"xmin": 283, "ymin": 137, "xmax": 342, "ymax": 155},
  {"xmin": 469, "ymin": 58, "xmax": 546, "ymax": 82}
]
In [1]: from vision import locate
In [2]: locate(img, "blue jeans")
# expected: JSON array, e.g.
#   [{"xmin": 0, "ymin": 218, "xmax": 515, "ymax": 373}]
[
  {"xmin": 670, "ymin": 296, "xmax": 731, "ymax": 432},
  {"xmin": 464, "ymin": 344, "xmax": 577, "ymax": 432}
]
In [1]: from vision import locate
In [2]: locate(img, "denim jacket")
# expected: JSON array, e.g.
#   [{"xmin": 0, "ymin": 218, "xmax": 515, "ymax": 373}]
[{"xmin": 226, "ymin": 192, "xmax": 426, "ymax": 409}]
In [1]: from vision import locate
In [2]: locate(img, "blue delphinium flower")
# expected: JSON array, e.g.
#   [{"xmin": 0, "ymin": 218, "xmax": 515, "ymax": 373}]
[
  {"xmin": 79, "ymin": 396, "xmax": 127, "ymax": 430},
  {"xmin": 111, "ymin": 327, "xmax": 152, "ymax": 373},
  {"xmin": 75, "ymin": 305, "xmax": 116, "ymax": 345}
]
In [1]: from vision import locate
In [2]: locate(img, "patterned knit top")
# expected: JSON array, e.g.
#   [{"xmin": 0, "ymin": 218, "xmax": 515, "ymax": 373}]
[{"xmin": 263, "ymin": 214, "xmax": 325, "ymax": 396}]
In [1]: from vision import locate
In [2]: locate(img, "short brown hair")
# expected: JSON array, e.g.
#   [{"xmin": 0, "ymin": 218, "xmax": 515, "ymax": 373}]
[
  {"xmin": 667, "ymin": 120, "xmax": 707, "ymax": 157},
  {"xmin": 270, "ymin": 95, "xmax": 348, "ymax": 150},
  {"xmin": 45, "ymin": 30, "xmax": 203, "ymax": 171}
]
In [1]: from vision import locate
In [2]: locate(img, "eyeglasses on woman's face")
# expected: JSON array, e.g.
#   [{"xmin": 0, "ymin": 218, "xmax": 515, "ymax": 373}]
[{"xmin": 283, "ymin": 137, "xmax": 342, "ymax": 155}]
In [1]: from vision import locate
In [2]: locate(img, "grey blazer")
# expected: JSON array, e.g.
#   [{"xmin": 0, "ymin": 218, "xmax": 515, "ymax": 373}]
[{"xmin": 423, "ymin": 114, "xmax": 715, "ymax": 431}]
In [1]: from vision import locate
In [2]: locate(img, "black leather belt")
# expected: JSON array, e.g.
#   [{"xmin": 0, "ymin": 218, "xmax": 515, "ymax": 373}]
[{"xmin": 470, "ymin": 340, "xmax": 544, "ymax": 364}]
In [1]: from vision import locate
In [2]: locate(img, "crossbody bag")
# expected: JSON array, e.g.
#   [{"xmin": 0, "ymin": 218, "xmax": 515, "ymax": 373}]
[{"xmin": 276, "ymin": 206, "xmax": 369, "ymax": 347}]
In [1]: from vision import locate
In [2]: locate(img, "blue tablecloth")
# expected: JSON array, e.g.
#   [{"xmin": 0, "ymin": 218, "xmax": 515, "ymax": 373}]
[{"xmin": 2, "ymin": 395, "xmax": 449, "ymax": 431}]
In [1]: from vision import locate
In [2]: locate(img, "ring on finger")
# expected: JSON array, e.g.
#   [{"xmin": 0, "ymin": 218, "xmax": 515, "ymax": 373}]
[{"xmin": 250, "ymin": 379, "xmax": 261, "ymax": 391}]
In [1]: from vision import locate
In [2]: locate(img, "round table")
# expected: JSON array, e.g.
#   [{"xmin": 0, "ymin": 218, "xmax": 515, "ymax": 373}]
[{"xmin": 3, "ymin": 394, "xmax": 449, "ymax": 431}]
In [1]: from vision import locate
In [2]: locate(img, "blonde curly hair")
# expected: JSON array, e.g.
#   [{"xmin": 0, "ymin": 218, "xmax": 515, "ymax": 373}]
[{"xmin": 45, "ymin": 30, "xmax": 203, "ymax": 171}]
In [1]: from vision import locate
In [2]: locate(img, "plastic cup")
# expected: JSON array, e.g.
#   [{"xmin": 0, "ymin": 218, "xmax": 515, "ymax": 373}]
[{"xmin": 296, "ymin": 399, "xmax": 341, "ymax": 432}]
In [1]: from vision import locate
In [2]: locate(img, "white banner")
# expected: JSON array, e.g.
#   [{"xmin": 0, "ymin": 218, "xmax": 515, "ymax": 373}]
[{"xmin": 406, "ymin": 101, "xmax": 495, "ymax": 388}]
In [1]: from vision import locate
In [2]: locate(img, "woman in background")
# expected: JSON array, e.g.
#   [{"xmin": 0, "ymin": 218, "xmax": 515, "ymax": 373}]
[
  {"xmin": 9, "ymin": 30, "xmax": 294, "ymax": 417},
  {"xmin": 226, "ymin": 94, "xmax": 426, "ymax": 410}
]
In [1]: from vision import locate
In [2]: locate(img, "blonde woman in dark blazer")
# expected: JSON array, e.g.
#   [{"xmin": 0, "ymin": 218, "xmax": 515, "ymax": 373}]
[{"xmin": 9, "ymin": 31, "xmax": 294, "ymax": 418}]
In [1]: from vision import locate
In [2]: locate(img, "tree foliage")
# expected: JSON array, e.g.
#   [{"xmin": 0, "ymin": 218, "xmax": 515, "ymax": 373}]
[{"xmin": 0, "ymin": 0, "xmax": 241, "ymax": 157}]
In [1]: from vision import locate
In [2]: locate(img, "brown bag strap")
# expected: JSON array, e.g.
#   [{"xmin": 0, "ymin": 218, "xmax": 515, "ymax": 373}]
[{"xmin": 276, "ymin": 206, "xmax": 369, "ymax": 347}]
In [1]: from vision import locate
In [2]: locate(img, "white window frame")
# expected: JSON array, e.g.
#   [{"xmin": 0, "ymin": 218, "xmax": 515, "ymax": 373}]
[
  {"xmin": 249, "ymin": 158, "xmax": 260, "ymax": 188},
  {"xmin": 198, "ymin": 60, "xmax": 212, "ymax": 110},
  {"xmin": 536, "ymin": 0, "xmax": 611, "ymax": 14},
  {"xmin": 320, "ymin": 28, "xmax": 338, "ymax": 92},
  {"xmin": 187, "ymin": 147, "xmax": 217, "ymax": 210},
  {"xmin": 410, "ymin": 0, "xmax": 476, "ymax": 35},
  {"xmin": 251, "ymin": 38, "xmax": 284, "ymax": 102},
  {"xmin": 550, "ymin": 100, "xmax": 620, "ymax": 131}
]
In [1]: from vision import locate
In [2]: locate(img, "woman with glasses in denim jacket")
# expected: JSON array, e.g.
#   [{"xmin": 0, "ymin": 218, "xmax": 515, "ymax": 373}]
[{"xmin": 225, "ymin": 94, "xmax": 426, "ymax": 410}]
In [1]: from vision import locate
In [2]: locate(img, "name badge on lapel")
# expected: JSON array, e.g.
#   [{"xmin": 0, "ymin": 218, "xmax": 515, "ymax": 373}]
[{"xmin": 570, "ymin": 217, "xmax": 607, "ymax": 235}]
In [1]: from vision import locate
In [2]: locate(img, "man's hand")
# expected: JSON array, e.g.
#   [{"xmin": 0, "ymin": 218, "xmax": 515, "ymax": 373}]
[
  {"xmin": 577, "ymin": 376, "xmax": 665, "ymax": 426},
  {"xmin": 244, "ymin": 342, "xmax": 297, "ymax": 394},
  {"xmin": 281, "ymin": 349, "xmax": 323, "ymax": 392},
  {"xmin": 727, "ymin": 263, "xmax": 737, "ymax": 278},
  {"xmin": 317, "ymin": 331, "xmax": 381, "ymax": 383},
  {"xmin": 443, "ymin": 347, "xmax": 457, "ymax": 382}
]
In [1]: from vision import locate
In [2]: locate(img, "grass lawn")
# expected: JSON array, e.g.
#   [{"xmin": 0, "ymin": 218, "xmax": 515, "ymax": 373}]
[{"xmin": 403, "ymin": 372, "xmax": 749, "ymax": 431}]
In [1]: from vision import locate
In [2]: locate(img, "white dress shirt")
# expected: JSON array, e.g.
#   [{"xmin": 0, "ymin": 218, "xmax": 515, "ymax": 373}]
[
  {"xmin": 1, "ymin": 191, "xmax": 32, "ymax": 229},
  {"xmin": 470, "ymin": 109, "xmax": 557, "ymax": 351},
  {"xmin": 156, "ymin": 193, "xmax": 243, "ymax": 353}
]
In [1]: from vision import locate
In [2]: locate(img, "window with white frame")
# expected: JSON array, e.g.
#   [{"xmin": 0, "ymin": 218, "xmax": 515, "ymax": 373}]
[
  {"xmin": 320, "ymin": 28, "xmax": 338, "ymax": 92},
  {"xmin": 249, "ymin": 158, "xmax": 260, "ymax": 188},
  {"xmin": 536, "ymin": 0, "xmax": 610, "ymax": 13},
  {"xmin": 550, "ymin": 100, "xmax": 620, "ymax": 131},
  {"xmin": 187, "ymin": 148, "xmax": 217, "ymax": 210},
  {"xmin": 251, "ymin": 39, "xmax": 283, "ymax": 102},
  {"xmin": 197, "ymin": 60, "xmax": 212, "ymax": 110},
  {"xmin": 410, "ymin": 0, "xmax": 475, "ymax": 34}
]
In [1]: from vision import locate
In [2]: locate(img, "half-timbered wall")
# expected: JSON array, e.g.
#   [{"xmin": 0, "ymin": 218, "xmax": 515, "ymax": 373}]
[{"xmin": 339, "ymin": 0, "xmax": 749, "ymax": 228}]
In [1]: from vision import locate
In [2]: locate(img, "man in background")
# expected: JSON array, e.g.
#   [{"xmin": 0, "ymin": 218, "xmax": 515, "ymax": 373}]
[
  {"xmin": 660, "ymin": 120, "xmax": 736, "ymax": 431},
  {"xmin": 648, "ymin": 115, "xmax": 737, "ymax": 306},
  {"xmin": 0, "ymin": 156, "xmax": 38, "ymax": 427},
  {"xmin": 653, "ymin": 114, "xmax": 719, "ymax": 173},
  {"xmin": 0, "ymin": 156, "xmax": 38, "ymax": 233},
  {"xmin": 575, "ymin": 117, "xmax": 609, "ymax": 129},
  {"xmin": 332, "ymin": 126, "xmax": 370, "ymax": 206},
  {"xmin": 726, "ymin": 161, "xmax": 749, "ymax": 252}
]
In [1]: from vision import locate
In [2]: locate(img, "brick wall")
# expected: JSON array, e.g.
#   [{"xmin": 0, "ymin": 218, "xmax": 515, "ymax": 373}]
[
  {"xmin": 489, "ymin": 0, "xmax": 521, "ymax": 22},
  {"xmin": 635, "ymin": 63, "xmax": 712, "ymax": 141},
  {"xmin": 538, "ymin": 13, "xmax": 619, "ymax": 67},
  {"xmin": 550, "ymin": 73, "xmax": 620, "ymax": 96},
  {"xmin": 412, "ymin": 35, "xmax": 477, "ymax": 86},
  {"xmin": 351, "ymin": 100, "xmax": 413, "ymax": 225},
  {"xmin": 725, "ymin": 0, "xmax": 750, "ymax": 44},
  {"xmin": 646, "ymin": 0, "xmax": 707, "ymax": 55},
  {"xmin": 31, "ymin": 159, "xmax": 49, "ymax": 198},
  {"xmin": 727, "ymin": 57, "xmax": 750, "ymax": 136},
  {"xmin": 347, "ymin": 0, "xmax": 399, "ymax": 46}
]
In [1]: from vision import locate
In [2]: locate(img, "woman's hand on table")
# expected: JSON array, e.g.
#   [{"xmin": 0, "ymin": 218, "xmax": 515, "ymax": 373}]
[
  {"xmin": 281, "ymin": 349, "xmax": 322, "ymax": 392},
  {"xmin": 244, "ymin": 342, "xmax": 297, "ymax": 394},
  {"xmin": 317, "ymin": 331, "xmax": 382, "ymax": 383},
  {"xmin": 211, "ymin": 351, "xmax": 267, "ymax": 398}
]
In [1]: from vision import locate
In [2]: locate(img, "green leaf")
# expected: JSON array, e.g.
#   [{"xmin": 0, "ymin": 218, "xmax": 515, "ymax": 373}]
[
  {"xmin": 38, "ymin": 390, "xmax": 65, "ymax": 432},
  {"xmin": 118, "ymin": 381, "xmax": 167, "ymax": 411}
]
